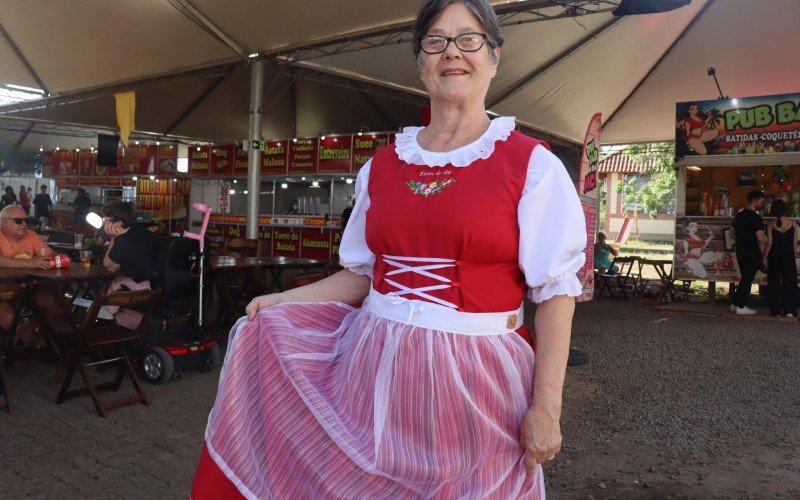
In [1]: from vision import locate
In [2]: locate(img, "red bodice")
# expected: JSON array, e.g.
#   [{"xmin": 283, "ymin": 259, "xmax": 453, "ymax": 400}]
[{"xmin": 365, "ymin": 132, "xmax": 548, "ymax": 313}]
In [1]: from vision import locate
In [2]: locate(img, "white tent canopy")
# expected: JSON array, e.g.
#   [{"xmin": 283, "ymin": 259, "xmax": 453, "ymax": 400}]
[{"xmin": 0, "ymin": 0, "xmax": 798, "ymax": 151}]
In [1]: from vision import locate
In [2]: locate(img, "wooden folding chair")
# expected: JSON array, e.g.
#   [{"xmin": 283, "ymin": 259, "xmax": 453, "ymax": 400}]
[
  {"xmin": 0, "ymin": 284, "xmax": 26, "ymax": 413},
  {"xmin": 56, "ymin": 288, "xmax": 160, "ymax": 417},
  {"xmin": 596, "ymin": 256, "xmax": 637, "ymax": 300}
]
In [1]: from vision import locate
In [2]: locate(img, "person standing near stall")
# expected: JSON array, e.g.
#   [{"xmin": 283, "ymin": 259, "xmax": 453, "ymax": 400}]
[
  {"xmin": 762, "ymin": 199, "xmax": 799, "ymax": 317},
  {"xmin": 18, "ymin": 185, "xmax": 31, "ymax": 215},
  {"xmin": 72, "ymin": 188, "xmax": 92, "ymax": 230},
  {"xmin": 191, "ymin": 0, "xmax": 585, "ymax": 497},
  {"xmin": 33, "ymin": 185, "xmax": 53, "ymax": 231},
  {"xmin": 0, "ymin": 186, "xmax": 17, "ymax": 208},
  {"xmin": 731, "ymin": 190, "xmax": 766, "ymax": 315}
]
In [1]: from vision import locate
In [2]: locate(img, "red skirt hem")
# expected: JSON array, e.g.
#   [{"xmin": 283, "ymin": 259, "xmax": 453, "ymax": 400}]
[{"xmin": 191, "ymin": 442, "xmax": 244, "ymax": 500}]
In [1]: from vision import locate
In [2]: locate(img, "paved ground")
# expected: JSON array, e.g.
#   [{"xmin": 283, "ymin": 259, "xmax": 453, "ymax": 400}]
[
  {"xmin": 3, "ymin": 297, "xmax": 799, "ymax": 498},
  {"xmin": 1, "ymin": 352, "xmax": 217, "ymax": 498}
]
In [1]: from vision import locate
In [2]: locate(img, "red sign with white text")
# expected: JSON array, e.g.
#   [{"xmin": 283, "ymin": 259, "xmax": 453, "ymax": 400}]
[
  {"xmin": 262, "ymin": 140, "xmax": 288, "ymax": 175},
  {"xmin": 288, "ymin": 138, "xmax": 318, "ymax": 174},
  {"xmin": 210, "ymin": 145, "xmax": 235, "ymax": 177},
  {"xmin": 330, "ymin": 229, "xmax": 343, "ymax": 261},
  {"xmin": 318, "ymin": 135, "xmax": 352, "ymax": 173},
  {"xmin": 189, "ymin": 147, "xmax": 210, "ymax": 177},
  {"xmin": 352, "ymin": 133, "xmax": 389, "ymax": 172},
  {"xmin": 273, "ymin": 227, "xmax": 300, "ymax": 257},
  {"xmin": 300, "ymin": 228, "xmax": 331, "ymax": 260}
]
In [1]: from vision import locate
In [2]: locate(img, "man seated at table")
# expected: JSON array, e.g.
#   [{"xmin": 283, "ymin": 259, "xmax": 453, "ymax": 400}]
[
  {"xmin": 594, "ymin": 231, "xmax": 619, "ymax": 273},
  {"xmin": 99, "ymin": 201, "xmax": 159, "ymax": 329},
  {"xmin": 0, "ymin": 205, "xmax": 56, "ymax": 344}
]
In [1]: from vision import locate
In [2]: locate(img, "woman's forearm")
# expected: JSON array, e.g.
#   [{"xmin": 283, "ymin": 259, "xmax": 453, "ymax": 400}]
[
  {"xmin": 530, "ymin": 295, "xmax": 574, "ymax": 416},
  {"xmin": 282, "ymin": 268, "xmax": 371, "ymax": 304}
]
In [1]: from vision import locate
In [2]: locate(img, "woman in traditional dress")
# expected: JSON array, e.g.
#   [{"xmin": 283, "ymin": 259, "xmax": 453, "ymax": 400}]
[{"xmin": 191, "ymin": 0, "xmax": 586, "ymax": 497}]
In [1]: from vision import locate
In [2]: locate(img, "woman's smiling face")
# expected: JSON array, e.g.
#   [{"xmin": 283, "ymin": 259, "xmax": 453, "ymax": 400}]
[{"xmin": 418, "ymin": 2, "xmax": 499, "ymax": 106}]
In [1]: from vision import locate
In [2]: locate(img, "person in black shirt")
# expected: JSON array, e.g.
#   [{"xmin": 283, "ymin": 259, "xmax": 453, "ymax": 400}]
[
  {"xmin": 33, "ymin": 185, "xmax": 53, "ymax": 231},
  {"xmin": 731, "ymin": 190, "xmax": 766, "ymax": 315},
  {"xmin": 72, "ymin": 188, "xmax": 92, "ymax": 229},
  {"xmin": 340, "ymin": 198, "xmax": 355, "ymax": 231},
  {"xmin": 100, "ymin": 201, "xmax": 160, "ymax": 328},
  {"xmin": 0, "ymin": 186, "xmax": 17, "ymax": 208}
]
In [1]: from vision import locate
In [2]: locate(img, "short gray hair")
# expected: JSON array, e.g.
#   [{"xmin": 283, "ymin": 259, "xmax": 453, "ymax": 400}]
[{"xmin": 412, "ymin": 0, "xmax": 504, "ymax": 66}]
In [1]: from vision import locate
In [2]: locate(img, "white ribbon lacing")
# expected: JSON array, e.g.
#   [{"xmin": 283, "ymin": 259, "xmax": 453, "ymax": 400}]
[{"xmin": 380, "ymin": 255, "xmax": 459, "ymax": 323}]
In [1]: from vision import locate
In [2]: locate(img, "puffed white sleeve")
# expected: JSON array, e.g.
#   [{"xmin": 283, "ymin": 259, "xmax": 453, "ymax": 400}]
[
  {"xmin": 519, "ymin": 145, "xmax": 586, "ymax": 303},
  {"xmin": 338, "ymin": 159, "xmax": 375, "ymax": 277}
]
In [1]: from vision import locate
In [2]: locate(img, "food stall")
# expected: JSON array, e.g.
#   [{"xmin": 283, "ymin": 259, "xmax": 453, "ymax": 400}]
[
  {"xmin": 673, "ymin": 92, "xmax": 800, "ymax": 287},
  {"xmin": 42, "ymin": 131, "xmax": 394, "ymax": 261},
  {"xmin": 44, "ymin": 144, "xmax": 186, "ymax": 232},
  {"xmin": 194, "ymin": 132, "xmax": 394, "ymax": 261}
]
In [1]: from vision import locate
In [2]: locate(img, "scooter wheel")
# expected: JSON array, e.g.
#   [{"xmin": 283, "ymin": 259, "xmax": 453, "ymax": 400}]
[
  {"xmin": 203, "ymin": 343, "xmax": 222, "ymax": 371},
  {"xmin": 142, "ymin": 346, "xmax": 175, "ymax": 384}
]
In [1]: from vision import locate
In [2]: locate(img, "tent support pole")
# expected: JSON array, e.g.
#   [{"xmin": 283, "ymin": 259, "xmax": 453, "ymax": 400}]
[{"xmin": 247, "ymin": 61, "xmax": 264, "ymax": 239}]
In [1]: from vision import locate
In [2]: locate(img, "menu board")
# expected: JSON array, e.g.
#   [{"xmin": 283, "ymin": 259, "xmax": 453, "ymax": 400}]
[
  {"xmin": 288, "ymin": 138, "xmax": 318, "ymax": 174},
  {"xmin": 118, "ymin": 144, "xmax": 157, "ymax": 176},
  {"xmin": 210, "ymin": 145, "xmax": 235, "ymax": 177},
  {"xmin": 262, "ymin": 140, "xmax": 288, "ymax": 175},
  {"xmin": 78, "ymin": 150, "xmax": 95, "ymax": 177},
  {"xmin": 318, "ymin": 135, "xmax": 352, "ymax": 173},
  {"xmin": 352, "ymin": 133, "xmax": 389, "ymax": 172},
  {"xmin": 273, "ymin": 227, "xmax": 300, "ymax": 257},
  {"xmin": 52, "ymin": 150, "xmax": 78, "ymax": 176},
  {"xmin": 189, "ymin": 146, "xmax": 210, "ymax": 177},
  {"xmin": 157, "ymin": 144, "xmax": 178, "ymax": 176}
]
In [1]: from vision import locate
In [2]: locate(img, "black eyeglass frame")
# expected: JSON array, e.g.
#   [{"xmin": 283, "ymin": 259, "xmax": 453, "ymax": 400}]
[
  {"xmin": 1, "ymin": 217, "xmax": 27, "ymax": 225},
  {"xmin": 419, "ymin": 32, "xmax": 489, "ymax": 54}
]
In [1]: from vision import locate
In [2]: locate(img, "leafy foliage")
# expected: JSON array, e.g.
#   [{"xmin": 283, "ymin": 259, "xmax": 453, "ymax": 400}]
[
  {"xmin": 616, "ymin": 142, "xmax": 676, "ymax": 218},
  {"xmin": 0, "ymin": 150, "xmax": 42, "ymax": 175}
]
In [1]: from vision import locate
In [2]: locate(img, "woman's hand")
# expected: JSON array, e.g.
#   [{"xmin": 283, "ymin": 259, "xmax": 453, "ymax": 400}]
[
  {"xmin": 520, "ymin": 404, "xmax": 562, "ymax": 475},
  {"xmin": 245, "ymin": 292, "xmax": 290, "ymax": 320}
]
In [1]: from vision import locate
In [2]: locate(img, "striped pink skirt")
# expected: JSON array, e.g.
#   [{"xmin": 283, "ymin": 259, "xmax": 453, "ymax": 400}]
[{"xmin": 193, "ymin": 301, "xmax": 543, "ymax": 499}]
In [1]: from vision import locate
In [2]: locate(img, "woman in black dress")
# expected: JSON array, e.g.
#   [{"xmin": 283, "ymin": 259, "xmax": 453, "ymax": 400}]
[{"xmin": 762, "ymin": 199, "xmax": 799, "ymax": 317}]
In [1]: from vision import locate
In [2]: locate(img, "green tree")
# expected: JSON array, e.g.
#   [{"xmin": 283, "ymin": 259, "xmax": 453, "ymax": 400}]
[
  {"xmin": 0, "ymin": 150, "xmax": 42, "ymax": 175},
  {"xmin": 616, "ymin": 142, "xmax": 676, "ymax": 219}
]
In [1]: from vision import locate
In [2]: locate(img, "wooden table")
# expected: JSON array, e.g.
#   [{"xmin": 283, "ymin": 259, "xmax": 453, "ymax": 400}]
[
  {"xmin": 25, "ymin": 265, "xmax": 116, "ymax": 337},
  {"xmin": 262, "ymin": 257, "xmax": 328, "ymax": 292},
  {"xmin": 0, "ymin": 269, "xmax": 30, "ymax": 282},
  {"xmin": 637, "ymin": 259, "xmax": 681, "ymax": 304},
  {"xmin": 211, "ymin": 256, "xmax": 328, "ymax": 321}
]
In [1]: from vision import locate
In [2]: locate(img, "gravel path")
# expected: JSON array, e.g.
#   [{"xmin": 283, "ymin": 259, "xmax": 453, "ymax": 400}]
[{"xmin": 546, "ymin": 299, "xmax": 800, "ymax": 497}]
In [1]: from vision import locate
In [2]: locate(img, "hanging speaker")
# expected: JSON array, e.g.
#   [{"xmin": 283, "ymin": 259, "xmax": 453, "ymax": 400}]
[
  {"xmin": 97, "ymin": 134, "xmax": 119, "ymax": 167},
  {"xmin": 613, "ymin": 0, "xmax": 691, "ymax": 16}
]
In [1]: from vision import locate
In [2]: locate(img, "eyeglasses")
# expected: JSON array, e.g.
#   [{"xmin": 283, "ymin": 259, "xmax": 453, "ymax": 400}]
[
  {"xmin": 2, "ymin": 217, "xmax": 27, "ymax": 225},
  {"xmin": 419, "ymin": 33, "xmax": 488, "ymax": 54}
]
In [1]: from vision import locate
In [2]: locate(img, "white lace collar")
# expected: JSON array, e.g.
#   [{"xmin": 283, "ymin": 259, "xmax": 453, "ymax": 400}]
[{"xmin": 394, "ymin": 116, "xmax": 516, "ymax": 167}]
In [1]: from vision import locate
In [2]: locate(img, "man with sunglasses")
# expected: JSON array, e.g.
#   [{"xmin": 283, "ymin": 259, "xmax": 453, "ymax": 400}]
[
  {"xmin": 0, "ymin": 205, "xmax": 56, "ymax": 345},
  {"xmin": 0, "ymin": 205, "xmax": 53, "ymax": 269}
]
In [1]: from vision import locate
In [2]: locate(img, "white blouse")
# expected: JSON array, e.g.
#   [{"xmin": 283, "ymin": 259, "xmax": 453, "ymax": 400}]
[{"xmin": 339, "ymin": 117, "xmax": 586, "ymax": 304}]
